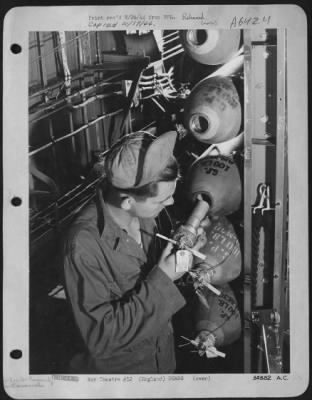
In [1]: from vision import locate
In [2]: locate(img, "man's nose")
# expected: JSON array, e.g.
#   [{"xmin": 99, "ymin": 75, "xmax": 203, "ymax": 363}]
[{"xmin": 164, "ymin": 196, "xmax": 174, "ymax": 206}]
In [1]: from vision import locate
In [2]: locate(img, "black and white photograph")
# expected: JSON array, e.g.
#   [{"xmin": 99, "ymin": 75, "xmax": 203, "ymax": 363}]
[{"xmin": 3, "ymin": 4, "xmax": 309, "ymax": 399}]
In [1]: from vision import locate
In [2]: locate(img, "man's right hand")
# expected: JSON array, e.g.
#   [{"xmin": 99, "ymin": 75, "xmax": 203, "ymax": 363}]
[{"xmin": 158, "ymin": 243, "xmax": 186, "ymax": 281}]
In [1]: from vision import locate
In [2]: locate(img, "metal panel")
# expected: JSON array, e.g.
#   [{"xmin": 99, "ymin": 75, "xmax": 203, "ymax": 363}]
[
  {"xmin": 273, "ymin": 29, "xmax": 288, "ymax": 365},
  {"xmin": 243, "ymin": 29, "xmax": 253, "ymax": 373}
]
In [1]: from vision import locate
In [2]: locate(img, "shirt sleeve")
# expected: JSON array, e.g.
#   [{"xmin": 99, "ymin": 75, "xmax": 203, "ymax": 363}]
[{"xmin": 63, "ymin": 231, "xmax": 186, "ymax": 359}]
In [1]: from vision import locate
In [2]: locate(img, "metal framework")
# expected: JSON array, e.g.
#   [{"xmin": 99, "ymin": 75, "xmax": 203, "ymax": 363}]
[{"xmin": 243, "ymin": 29, "xmax": 289, "ymax": 373}]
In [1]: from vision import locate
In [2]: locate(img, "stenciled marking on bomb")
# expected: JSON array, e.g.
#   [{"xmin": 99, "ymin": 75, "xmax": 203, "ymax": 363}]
[
  {"xmin": 218, "ymin": 290, "xmax": 240, "ymax": 321},
  {"xmin": 201, "ymin": 80, "xmax": 240, "ymax": 109},
  {"xmin": 192, "ymin": 216, "xmax": 242, "ymax": 286},
  {"xmin": 186, "ymin": 154, "xmax": 242, "ymax": 216},
  {"xmin": 208, "ymin": 224, "xmax": 241, "ymax": 259},
  {"xmin": 201, "ymin": 155, "xmax": 235, "ymax": 176}
]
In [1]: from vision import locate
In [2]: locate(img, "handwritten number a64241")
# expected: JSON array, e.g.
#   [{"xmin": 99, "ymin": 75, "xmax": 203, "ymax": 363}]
[{"xmin": 230, "ymin": 15, "xmax": 271, "ymax": 29}]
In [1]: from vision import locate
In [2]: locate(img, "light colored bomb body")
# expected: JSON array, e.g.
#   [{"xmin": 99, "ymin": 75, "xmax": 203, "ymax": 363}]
[
  {"xmin": 180, "ymin": 29, "xmax": 241, "ymax": 66},
  {"xmin": 196, "ymin": 283, "xmax": 241, "ymax": 347},
  {"xmin": 184, "ymin": 157, "xmax": 242, "ymax": 349},
  {"xmin": 178, "ymin": 30, "xmax": 243, "ymax": 349},
  {"xmin": 186, "ymin": 154, "xmax": 242, "ymax": 216},
  {"xmin": 184, "ymin": 76, "xmax": 242, "ymax": 144}
]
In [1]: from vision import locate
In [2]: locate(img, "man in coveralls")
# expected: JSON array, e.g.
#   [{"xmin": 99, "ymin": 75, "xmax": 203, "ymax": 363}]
[{"xmin": 62, "ymin": 130, "xmax": 205, "ymax": 373}]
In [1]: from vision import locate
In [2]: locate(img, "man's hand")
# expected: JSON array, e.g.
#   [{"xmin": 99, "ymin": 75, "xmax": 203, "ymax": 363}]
[{"xmin": 158, "ymin": 243, "xmax": 187, "ymax": 281}]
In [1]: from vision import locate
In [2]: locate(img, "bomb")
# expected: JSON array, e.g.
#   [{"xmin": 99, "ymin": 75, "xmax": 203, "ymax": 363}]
[
  {"xmin": 193, "ymin": 216, "xmax": 241, "ymax": 286},
  {"xmin": 184, "ymin": 76, "xmax": 242, "ymax": 144},
  {"xmin": 186, "ymin": 154, "xmax": 242, "ymax": 216},
  {"xmin": 195, "ymin": 283, "xmax": 241, "ymax": 347},
  {"xmin": 180, "ymin": 29, "xmax": 241, "ymax": 66}
]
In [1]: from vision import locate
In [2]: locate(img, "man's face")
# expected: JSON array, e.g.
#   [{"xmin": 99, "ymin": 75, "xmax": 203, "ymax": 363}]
[{"xmin": 130, "ymin": 180, "xmax": 177, "ymax": 218}]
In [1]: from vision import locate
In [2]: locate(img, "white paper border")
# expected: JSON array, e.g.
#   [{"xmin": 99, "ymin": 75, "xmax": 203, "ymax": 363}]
[{"xmin": 3, "ymin": 4, "xmax": 309, "ymax": 399}]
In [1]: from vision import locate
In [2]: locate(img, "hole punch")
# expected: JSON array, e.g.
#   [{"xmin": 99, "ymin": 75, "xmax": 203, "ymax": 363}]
[
  {"xmin": 11, "ymin": 197, "xmax": 22, "ymax": 206},
  {"xmin": 10, "ymin": 44, "xmax": 22, "ymax": 54},
  {"xmin": 10, "ymin": 349, "xmax": 22, "ymax": 359}
]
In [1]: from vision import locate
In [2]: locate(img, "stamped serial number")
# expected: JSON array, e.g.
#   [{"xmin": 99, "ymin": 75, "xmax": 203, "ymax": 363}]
[
  {"xmin": 168, "ymin": 376, "xmax": 184, "ymax": 381},
  {"xmin": 252, "ymin": 375, "xmax": 272, "ymax": 380}
]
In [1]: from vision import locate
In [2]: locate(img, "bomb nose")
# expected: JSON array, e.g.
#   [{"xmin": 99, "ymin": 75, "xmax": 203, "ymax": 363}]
[
  {"xmin": 191, "ymin": 115, "xmax": 210, "ymax": 134},
  {"xmin": 186, "ymin": 30, "xmax": 209, "ymax": 47},
  {"xmin": 184, "ymin": 76, "xmax": 242, "ymax": 144}
]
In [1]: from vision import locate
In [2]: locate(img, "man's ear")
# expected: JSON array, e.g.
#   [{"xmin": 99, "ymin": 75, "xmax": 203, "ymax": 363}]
[{"xmin": 120, "ymin": 194, "xmax": 134, "ymax": 211}]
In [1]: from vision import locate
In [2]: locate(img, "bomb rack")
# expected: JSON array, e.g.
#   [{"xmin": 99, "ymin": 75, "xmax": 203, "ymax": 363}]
[{"xmin": 243, "ymin": 29, "xmax": 289, "ymax": 373}]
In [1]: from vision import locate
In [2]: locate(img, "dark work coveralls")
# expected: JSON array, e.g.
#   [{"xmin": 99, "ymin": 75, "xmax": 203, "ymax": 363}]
[{"xmin": 63, "ymin": 196, "xmax": 186, "ymax": 374}]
